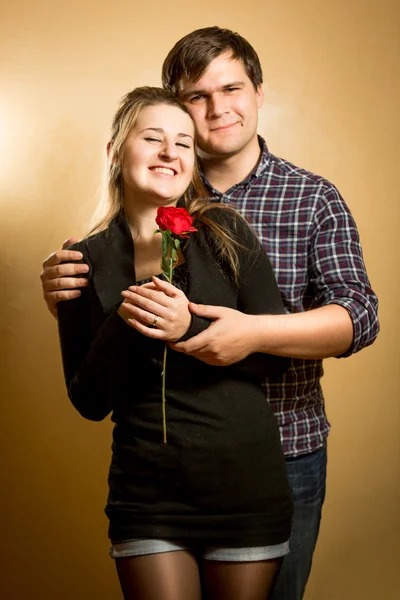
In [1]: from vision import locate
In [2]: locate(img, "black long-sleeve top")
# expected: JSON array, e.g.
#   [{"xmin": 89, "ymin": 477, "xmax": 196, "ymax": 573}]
[{"xmin": 57, "ymin": 209, "xmax": 293, "ymax": 546}]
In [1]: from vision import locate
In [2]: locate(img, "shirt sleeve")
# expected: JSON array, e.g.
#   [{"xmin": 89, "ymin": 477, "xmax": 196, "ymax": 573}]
[
  {"xmin": 57, "ymin": 242, "xmax": 137, "ymax": 421},
  {"xmin": 176, "ymin": 313, "xmax": 212, "ymax": 342},
  {"xmin": 308, "ymin": 183, "xmax": 380, "ymax": 357}
]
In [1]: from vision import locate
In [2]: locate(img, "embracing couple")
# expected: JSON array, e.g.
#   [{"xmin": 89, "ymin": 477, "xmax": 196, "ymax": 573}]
[{"xmin": 41, "ymin": 26, "xmax": 379, "ymax": 600}]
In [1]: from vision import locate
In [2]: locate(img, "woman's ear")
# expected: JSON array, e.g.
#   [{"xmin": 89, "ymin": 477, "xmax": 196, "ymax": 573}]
[{"xmin": 107, "ymin": 141, "xmax": 119, "ymax": 165}]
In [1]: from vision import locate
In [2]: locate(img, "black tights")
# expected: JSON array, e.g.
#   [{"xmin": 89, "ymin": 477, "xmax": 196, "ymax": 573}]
[{"xmin": 116, "ymin": 550, "xmax": 282, "ymax": 600}]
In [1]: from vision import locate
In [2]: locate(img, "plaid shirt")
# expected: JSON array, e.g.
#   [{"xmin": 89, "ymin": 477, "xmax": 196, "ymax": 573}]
[{"xmin": 201, "ymin": 136, "xmax": 379, "ymax": 457}]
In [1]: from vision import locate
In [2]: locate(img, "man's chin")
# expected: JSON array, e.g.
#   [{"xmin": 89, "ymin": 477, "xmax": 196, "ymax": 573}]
[{"xmin": 196, "ymin": 143, "xmax": 243, "ymax": 160}]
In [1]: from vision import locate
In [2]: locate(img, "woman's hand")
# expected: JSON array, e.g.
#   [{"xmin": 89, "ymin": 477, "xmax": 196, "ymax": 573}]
[{"xmin": 117, "ymin": 276, "xmax": 191, "ymax": 341}]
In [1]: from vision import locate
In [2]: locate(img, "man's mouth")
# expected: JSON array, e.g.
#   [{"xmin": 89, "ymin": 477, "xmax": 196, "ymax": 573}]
[{"xmin": 210, "ymin": 122, "xmax": 240, "ymax": 132}]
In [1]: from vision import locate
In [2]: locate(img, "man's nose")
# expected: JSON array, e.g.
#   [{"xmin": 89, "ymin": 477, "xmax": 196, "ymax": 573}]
[{"xmin": 207, "ymin": 94, "xmax": 229, "ymax": 119}]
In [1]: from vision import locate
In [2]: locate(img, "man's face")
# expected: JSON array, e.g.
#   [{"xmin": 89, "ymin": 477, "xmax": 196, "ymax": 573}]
[{"xmin": 179, "ymin": 52, "xmax": 263, "ymax": 159}]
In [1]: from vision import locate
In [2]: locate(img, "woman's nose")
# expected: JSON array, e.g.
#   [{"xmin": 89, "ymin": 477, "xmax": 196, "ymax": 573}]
[{"xmin": 159, "ymin": 140, "xmax": 178, "ymax": 160}]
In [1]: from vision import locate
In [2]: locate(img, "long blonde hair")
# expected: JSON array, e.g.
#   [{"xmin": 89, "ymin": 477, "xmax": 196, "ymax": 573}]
[{"xmin": 88, "ymin": 86, "xmax": 246, "ymax": 281}]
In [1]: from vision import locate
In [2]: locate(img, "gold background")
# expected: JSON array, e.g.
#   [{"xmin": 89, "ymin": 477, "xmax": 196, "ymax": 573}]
[{"xmin": 1, "ymin": 0, "xmax": 399, "ymax": 598}]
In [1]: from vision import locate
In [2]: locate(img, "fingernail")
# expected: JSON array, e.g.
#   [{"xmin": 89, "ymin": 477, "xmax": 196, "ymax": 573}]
[
  {"xmin": 81, "ymin": 265, "xmax": 89, "ymax": 272},
  {"xmin": 128, "ymin": 286, "xmax": 137, "ymax": 291}
]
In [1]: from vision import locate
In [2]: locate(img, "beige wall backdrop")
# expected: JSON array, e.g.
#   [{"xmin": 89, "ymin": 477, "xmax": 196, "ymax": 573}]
[{"xmin": 1, "ymin": 0, "xmax": 399, "ymax": 598}]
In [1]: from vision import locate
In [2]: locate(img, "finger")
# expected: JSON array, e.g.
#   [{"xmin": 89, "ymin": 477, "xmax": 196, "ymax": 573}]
[
  {"xmin": 169, "ymin": 331, "xmax": 211, "ymax": 354},
  {"xmin": 62, "ymin": 237, "xmax": 79, "ymax": 250},
  {"xmin": 46, "ymin": 289, "xmax": 83, "ymax": 304},
  {"xmin": 168, "ymin": 343, "xmax": 222, "ymax": 365},
  {"xmin": 42, "ymin": 249, "xmax": 84, "ymax": 268},
  {"xmin": 188, "ymin": 302, "xmax": 224, "ymax": 319},
  {"xmin": 139, "ymin": 281, "xmax": 158, "ymax": 291},
  {"xmin": 121, "ymin": 300, "xmax": 165, "ymax": 326},
  {"xmin": 42, "ymin": 276, "xmax": 88, "ymax": 293},
  {"xmin": 151, "ymin": 276, "xmax": 181, "ymax": 298},
  {"xmin": 127, "ymin": 318, "xmax": 166, "ymax": 339},
  {"xmin": 124, "ymin": 287, "xmax": 171, "ymax": 310},
  {"xmin": 168, "ymin": 341, "xmax": 187, "ymax": 353},
  {"xmin": 40, "ymin": 262, "xmax": 89, "ymax": 282}
]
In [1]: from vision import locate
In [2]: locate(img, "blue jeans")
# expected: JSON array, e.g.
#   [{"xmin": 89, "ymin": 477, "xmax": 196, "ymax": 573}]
[{"xmin": 271, "ymin": 442, "xmax": 328, "ymax": 600}]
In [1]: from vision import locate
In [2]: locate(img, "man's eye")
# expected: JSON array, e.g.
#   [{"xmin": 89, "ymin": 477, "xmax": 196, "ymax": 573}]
[
  {"xmin": 189, "ymin": 95, "xmax": 205, "ymax": 103},
  {"xmin": 226, "ymin": 87, "xmax": 239, "ymax": 93}
]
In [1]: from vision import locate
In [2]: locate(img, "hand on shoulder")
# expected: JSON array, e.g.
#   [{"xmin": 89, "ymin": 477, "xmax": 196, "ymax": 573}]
[{"xmin": 40, "ymin": 238, "xmax": 89, "ymax": 318}]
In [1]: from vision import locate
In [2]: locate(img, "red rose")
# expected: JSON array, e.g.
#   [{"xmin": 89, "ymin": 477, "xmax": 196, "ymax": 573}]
[{"xmin": 156, "ymin": 206, "xmax": 197, "ymax": 237}]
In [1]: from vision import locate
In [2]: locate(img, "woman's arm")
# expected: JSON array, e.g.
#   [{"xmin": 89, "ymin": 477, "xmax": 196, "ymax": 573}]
[{"xmin": 57, "ymin": 243, "xmax": 136, "ymax": 421}]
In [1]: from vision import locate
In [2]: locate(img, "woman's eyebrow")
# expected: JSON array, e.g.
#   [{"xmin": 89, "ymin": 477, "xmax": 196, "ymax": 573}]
[{"xmin": 139, "ymin": 127, "xmax": 164, "ymax": 134}]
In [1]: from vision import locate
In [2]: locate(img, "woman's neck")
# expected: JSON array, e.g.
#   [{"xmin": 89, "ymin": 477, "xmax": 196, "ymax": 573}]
[
  {"xmin": 123, "ymin": 191, "xmax": 175, "ymax": 242},
  {"xmin": 123, "ymin": 192, "xmax": 179, "ymax": 282}
]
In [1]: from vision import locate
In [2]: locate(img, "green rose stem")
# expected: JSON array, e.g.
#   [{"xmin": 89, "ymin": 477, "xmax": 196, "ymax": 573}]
[
  {"xmin": 161, "ymin": 257, "xmax": 173, "ymax": 444},
  {"xmin": 161, "ymin": 343, "xmax": 168, "ymax": 444},
  {"xmin": 159, "ymin": 232, "xmax": 180, "ymax": 444}
]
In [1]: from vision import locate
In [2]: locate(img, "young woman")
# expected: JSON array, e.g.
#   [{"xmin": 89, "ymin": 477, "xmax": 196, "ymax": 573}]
[{"xmin": 57, "ymin": 86, "xmax": 293, "ymax": 600}]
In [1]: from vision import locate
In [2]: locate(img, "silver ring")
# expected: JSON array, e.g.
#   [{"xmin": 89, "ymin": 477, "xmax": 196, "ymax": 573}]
[{"xmin": 152, "ymin": 314, "xmax": 159, "ymax": 327}]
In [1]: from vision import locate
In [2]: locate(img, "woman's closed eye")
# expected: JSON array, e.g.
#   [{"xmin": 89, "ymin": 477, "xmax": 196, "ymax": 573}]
[{"xmin": 144, "ymin": 137, "xmax": 190, "ymax": 149}]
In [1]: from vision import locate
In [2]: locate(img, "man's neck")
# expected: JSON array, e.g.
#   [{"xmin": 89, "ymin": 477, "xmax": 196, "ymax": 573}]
[{"xmin": 200, "ymin": 136, "xmax": 262, "ymax": 194}]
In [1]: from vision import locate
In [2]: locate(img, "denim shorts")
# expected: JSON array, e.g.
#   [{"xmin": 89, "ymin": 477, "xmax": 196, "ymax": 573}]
[{"xmin": 110, "ymin": 538, "xmax": 290, "ymax": 561}]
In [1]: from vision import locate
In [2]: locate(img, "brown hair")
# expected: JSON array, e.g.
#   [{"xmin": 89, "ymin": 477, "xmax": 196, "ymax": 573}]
[
  {"xmin": 162, "ymin": 26, "xmax": 263, "ymax": 96},
  {"xmin": 87, "ymin": 86, "xmax": 243, "ymax": 281}
]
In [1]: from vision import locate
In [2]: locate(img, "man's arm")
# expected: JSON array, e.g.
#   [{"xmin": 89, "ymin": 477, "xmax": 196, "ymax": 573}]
[
  {"xmin": 40, "ymin": 238, "xmax": 89, "ymax": 318},
  {"xmin": 170, "ymin": 303, "xmax": 353, "ymax": 366},
  {"xmin": 172, "ymin": 183, "xmax": 378, "ymax": 366}
]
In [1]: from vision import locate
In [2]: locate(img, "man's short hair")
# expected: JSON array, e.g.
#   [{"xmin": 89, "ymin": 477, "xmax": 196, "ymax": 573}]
[{"xmin": 162, "ymin": 26, "xmax": 263, "ymax": 95}]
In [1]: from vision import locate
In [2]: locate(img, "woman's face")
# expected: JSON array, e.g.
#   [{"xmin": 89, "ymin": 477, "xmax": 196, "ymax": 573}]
[{"xmin": 121, "ymin": 103, "xmax": 196, "ymax": 206}]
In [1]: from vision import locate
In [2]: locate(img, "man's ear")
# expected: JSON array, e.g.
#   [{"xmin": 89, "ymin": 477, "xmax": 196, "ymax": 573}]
[{"xmin": 256, "ymin": 85, "xmax": 264, "ymax": 109}]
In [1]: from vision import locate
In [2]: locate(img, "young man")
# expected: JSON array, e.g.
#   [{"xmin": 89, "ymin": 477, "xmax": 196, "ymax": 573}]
[{"xmin": 41, "ymin": 27, "xmax": 379, "ymax": 600}]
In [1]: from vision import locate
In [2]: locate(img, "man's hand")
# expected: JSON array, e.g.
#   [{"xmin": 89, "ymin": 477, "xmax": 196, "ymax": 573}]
[
  {"xmin": 170, "ymin": 304, "xmax": 257, "ymax": 366},
  {"xmin": 170, "ymin": 302, "xmax": 354, "ymax": 364},
  {"xmin": 40, "ymin": 238, "xmax": 89, "ymax": 318}
]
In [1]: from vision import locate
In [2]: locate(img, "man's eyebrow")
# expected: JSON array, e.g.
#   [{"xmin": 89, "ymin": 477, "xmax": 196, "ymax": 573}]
[
  {"xmin": 221, "ymin": 80, "xmax": 245, "ymax": 89},
  {"xmin": 140, "ymin": 127, "xmax": 193, "ymax": 139},
  {"xmin": 181, "ymin": 81, "xmax": 245, "ymax": 100}
]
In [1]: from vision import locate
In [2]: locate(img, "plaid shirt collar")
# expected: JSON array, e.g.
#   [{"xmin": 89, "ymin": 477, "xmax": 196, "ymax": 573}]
[{"xmin": 199, "ymin": 135, "xmax": 270, "ymax": 192}]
